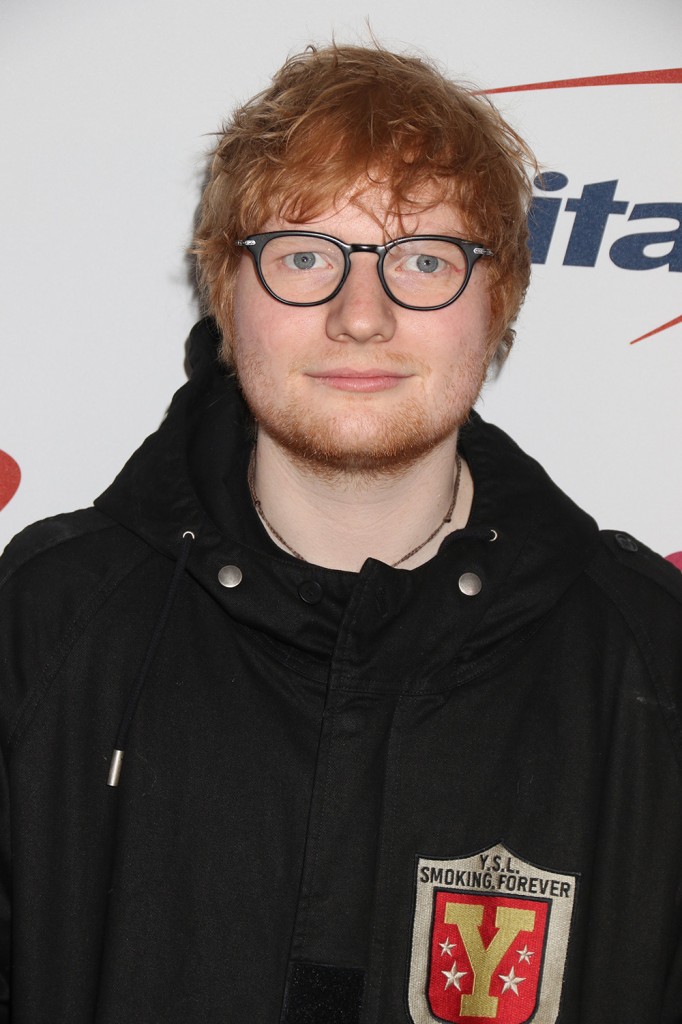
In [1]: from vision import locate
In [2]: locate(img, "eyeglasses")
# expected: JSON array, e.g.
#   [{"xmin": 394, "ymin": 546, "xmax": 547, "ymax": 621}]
[{"xmin": 236, "ymin": 231, "xmax": 494, "ymax": 311}]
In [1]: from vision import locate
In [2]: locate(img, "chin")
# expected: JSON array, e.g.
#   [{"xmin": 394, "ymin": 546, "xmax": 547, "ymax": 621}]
[{"xmin": 255, "ymin": 401, "xmax": 467, "ymax": 477}]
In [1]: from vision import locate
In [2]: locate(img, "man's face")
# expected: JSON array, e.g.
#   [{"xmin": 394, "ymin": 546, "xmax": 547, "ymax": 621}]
[{"xmin": 232, "ymin": 188, "xmax": 493, "ymax": 476}]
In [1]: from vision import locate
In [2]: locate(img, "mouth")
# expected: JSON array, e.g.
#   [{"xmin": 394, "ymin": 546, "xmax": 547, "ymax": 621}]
[{"xmin": 306, "ymin": 368, "xmax": 412, "ymax": 393}]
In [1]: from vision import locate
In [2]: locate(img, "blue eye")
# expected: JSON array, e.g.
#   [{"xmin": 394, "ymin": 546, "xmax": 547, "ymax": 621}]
[
  {"xmin": 283, "ymin": 251, "xmax": 324, "ymax": 270},
  {"xmin": 404, "ymin": 254, "xmax": 444, "ymax": 274}
]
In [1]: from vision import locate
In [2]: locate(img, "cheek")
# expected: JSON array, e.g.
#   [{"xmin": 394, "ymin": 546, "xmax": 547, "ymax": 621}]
[
  {"xmin": 234, "ymin": 272, "xmax": 331, "ymax": 363},
  {"xmin": 233, "ymin": 260, "xmax": 267, "ymax": 339},
  {"xmin": 450, "ymin": 281, "xmax": 492, "ymax": 363},
  {"xmin": 233, "ymin": 268, "xmax": 288, "ymax": 373},
  {"xmin": 431, "ymin": 292, "xmax": 491, "ymax": 365},
  {"xmin": 464, "ymin": 272, "xmax": 492, "ymax": 332}
]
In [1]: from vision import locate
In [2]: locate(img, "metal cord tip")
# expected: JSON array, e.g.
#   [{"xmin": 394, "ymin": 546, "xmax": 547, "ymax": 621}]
[{"xmin": 107, "ymin": 749, "xmax": 125, "ymax": 787}]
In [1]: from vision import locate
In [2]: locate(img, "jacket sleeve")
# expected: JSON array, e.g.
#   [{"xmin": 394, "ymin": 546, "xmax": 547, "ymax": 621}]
[
  {"xmin": 0, "ymin": 543, "xmax": 19, "ymax": 1020},
  {"xmin": 0, "ymin": 509, "xmax": 114, "ymax": 1018},
  {"xmin": 0, "ymin": 741, "xmax": 9, "ymax": 1020},
  {"xmin": 662, "ymin": 900, "xmax": 682, "ymax": 1024},
  {"xmin": 594, "ymin": 536, "xmax": 682, "ymax": 1022}
]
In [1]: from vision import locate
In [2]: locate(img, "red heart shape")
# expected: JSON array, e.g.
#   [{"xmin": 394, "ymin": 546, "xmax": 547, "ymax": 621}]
[{"xmin": 0, "ymin": 451, "xmax": 21, "ymax": 511}]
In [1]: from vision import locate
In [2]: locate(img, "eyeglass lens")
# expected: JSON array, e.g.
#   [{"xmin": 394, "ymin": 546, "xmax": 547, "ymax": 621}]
[{"xmin": 257, "ymin": 235, "xmax": 468, "ymax": 307}]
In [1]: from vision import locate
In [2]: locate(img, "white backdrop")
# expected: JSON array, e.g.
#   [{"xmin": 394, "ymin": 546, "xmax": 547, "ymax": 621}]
[{"xmin": 1, "ymin": 0, "xmax": 680, "ymax": 562}]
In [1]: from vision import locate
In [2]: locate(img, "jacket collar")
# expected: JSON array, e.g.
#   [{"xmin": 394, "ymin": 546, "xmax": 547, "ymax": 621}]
[{"xmin": 95, "ymin": 319, "xmax": 600, "ymax": 686}]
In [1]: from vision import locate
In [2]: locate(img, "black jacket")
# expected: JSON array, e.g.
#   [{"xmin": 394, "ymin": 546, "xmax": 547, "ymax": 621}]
[{"xmin": 1, "ymin": 319, "xmax": 681, "ymax": 1024}]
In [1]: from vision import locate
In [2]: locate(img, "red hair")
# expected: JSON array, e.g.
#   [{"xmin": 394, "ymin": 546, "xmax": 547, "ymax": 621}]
[{"xmin": 193, "ymin": 43, "xmax": 535, "ymax": 364}]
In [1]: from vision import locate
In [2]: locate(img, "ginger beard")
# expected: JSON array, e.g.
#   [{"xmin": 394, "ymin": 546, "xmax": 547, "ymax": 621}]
[{"xmin": 231, "ymin": 341, "xmax": 491, "ymax": 478}]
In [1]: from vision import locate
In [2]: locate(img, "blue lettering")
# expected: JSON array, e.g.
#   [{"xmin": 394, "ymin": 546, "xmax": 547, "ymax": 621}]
[
  {"xmin": 564, "ymin": 180, "xmax": 629, "ymax": 266},
  {"xmin": 528, "ymin": 173, "xmax": 680, "ymax": 272},
  {"xmin": 529, "ymin": 172, "xmax": 568, "ymax": 264},
  {"xmin": 609, "ymin": 203, "xmax": 682, "ymax": 271}
]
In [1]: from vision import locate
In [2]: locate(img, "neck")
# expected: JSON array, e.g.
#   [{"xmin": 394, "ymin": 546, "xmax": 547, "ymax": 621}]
[{"xmin": 250, "ymin": 431, "xmax": 473, "ymax": 572}]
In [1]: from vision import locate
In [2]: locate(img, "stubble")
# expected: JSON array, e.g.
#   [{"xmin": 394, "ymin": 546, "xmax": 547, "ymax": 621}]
[{"xmin": 232, "ymin": 344, "xmax": 488, "ymax": 481}]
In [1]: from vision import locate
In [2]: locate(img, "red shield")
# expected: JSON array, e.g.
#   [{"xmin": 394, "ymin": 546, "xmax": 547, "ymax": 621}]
[
  {"xmin": 427, "ymin": 890, "xmax": 548, "ymax": 1024},
  {"xmin": 408, "ymin": 848, "xmax": 576, "ymax": 1024}
]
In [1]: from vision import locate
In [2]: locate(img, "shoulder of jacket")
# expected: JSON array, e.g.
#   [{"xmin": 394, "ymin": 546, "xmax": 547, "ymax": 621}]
[
  {"xmin": 0, "ymin": 507, "xmax": 142, "ymax": 591},
  {"xmin": 585, "ymin": 531, "xmax": 682, "ymax": 645},
  {"xmin": 0, "ymin": 507, "xmax": 153, "ymax": 666},
  {"xmin": 0, "ymin": 509, "xmax": 154, "ymax": 752},
  {"xmin": 1, "ymin": 507, "xmax": 105, "ymax": 576},
  {"xmin": 587, "ymin": 530, "xmax": 682, "ymax": 761},
  {"xmin": 592, "ymin": 529, "xmax": 682, "ymax": 606}
]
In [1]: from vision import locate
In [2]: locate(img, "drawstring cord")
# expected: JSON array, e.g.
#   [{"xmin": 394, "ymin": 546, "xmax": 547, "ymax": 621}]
[
  {"xmin": 105, "ymin": 523, "xmax": 495, "ymax": 786},
  {"xmin": 107, "ymin": 530, "xmax": 195, "ymax": 787}
]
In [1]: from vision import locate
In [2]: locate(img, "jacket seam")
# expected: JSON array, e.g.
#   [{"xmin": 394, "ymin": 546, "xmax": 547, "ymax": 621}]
[
  {"xmin": 289, "ymin": 701, "xmax": 338, "ymax": 963},
  {"xmin": 6, "ymin": 549, "xmax": 156, "ymax": 757},
  {"xmin": 329, "ymin": 620, "xmax": 546, "ymax": 696},
  {"xmin": 364, "ymin": 696, "xmax": 403, "ymax": 1024},
  {"xmin": 0, "ymin": 514, "xmax": 116, "ymax": 592},
  {"xmin": 585, "ymin": 559, "xmax": 682, "ymax": 781}
]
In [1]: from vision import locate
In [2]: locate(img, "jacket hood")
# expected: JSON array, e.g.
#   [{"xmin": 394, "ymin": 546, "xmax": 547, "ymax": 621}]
[{"xmin": 95, "ymin": 318, "xmax": 600, "ymax": 687}]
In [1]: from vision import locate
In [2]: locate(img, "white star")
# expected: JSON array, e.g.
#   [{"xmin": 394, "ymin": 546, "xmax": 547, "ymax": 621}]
[
  {"xmin": 439, "ymin": 936, "xmax": 456, "ymax": 957},
  {"xmin": 499, "ymin": 966, "xmax": 525, "ymax": 995},
  {"xmin": 517, "ymin": 945, "xmax": 534, "ymax": 964},
  {"xmin": 442, "ymin": 961, "xmax": 468, "ymax": 991}
]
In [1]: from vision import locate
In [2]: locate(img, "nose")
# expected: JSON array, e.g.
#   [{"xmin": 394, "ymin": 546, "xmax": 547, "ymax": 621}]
[{"xmin": 325, "ymin": 253, "xmax": 397, "ymax": 344}]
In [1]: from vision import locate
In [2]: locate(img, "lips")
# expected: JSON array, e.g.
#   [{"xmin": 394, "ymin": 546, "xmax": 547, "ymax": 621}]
[{"xmin": 307, "ymin": 368, "xmax": 411, "ymax": 392}]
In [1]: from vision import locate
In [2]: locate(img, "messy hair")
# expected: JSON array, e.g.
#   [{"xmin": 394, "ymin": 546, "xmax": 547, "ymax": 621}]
[{"xmin": 193, "ymin": 43, "xmax": 535, "ymax": 364}]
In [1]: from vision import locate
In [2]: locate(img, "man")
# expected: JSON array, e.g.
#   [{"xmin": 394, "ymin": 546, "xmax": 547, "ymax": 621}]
[{"xmin": 1, "ymin": 44, "xmax": 681, "ymax": 1024}]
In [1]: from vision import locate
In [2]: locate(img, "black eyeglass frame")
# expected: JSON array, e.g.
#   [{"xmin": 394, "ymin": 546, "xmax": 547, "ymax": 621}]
[{"xmin": 236, "ymin": 231, "xmax": 495, "ymax": 311}]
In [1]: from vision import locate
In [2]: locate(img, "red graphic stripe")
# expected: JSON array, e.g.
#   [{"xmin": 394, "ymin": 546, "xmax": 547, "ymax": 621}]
[
  {"xmin": 484, "ymin": 68, "xmax": 682, "ymax": 94},
  {"xmin": 630, "ymin": 315, "xmax": 682, "ymax": 345}
]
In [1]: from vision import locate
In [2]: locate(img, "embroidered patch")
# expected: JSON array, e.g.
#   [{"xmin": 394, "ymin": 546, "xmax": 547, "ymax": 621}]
[{"xmin": 407, "ymin": 845, "xmax": 577, "ymax": 1024}]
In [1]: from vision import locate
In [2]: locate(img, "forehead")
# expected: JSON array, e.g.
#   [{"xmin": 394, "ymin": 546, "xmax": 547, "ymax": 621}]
[{"xmin": 262, "ymin": 182, "xmax": 467, "ymax": 240}]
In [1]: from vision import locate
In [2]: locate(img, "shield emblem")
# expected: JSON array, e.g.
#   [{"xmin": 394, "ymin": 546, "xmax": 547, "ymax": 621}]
[{"xmin": 407, "ymin": 845, "xmax": 577, "ymax": 1024}]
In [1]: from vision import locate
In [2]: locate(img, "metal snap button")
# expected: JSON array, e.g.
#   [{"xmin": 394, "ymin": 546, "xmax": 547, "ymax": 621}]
[
  {"xmin": 218, "ymin": 565, "xmax": 243, "ymax": 588},
  {"xmin": 458, "ymin": 572, "xmax": 482, "ymax": 596},
  {"xmin": 614, "ymin": 533, "xmax": 638, "ymax": 553},
  {"xmin": 298, "ymin": 580, "xmax": 323, "ymax": 605}
]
